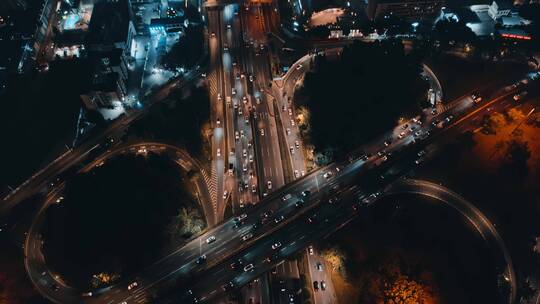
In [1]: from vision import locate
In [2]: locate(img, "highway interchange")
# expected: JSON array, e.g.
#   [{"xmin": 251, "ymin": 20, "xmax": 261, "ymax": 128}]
[{"xmin": 2, "ymin": 0, "xmax": 539, "ymax": 304}]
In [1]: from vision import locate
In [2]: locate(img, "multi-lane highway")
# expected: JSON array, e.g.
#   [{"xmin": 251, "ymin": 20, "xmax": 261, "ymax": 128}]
[
  {"xmin": 8, "ymin": 1, "xmax": 538, "ymax": 302},
  {"xmin": 66, "ymin": 68, "xmax": 534, "ymax": 304}
]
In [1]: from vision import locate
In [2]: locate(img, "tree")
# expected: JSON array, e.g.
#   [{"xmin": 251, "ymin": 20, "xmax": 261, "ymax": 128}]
[
  {"xmin": 499, "ymin": 139, "xmax": 531, "ymax": 181},
  {"xmin": 297, "ymin": 40, "xmax": 428, "ymax": 160},
  {"xmin": 434, "ymin": 20, "xmax": 476, "ymax": 45}
]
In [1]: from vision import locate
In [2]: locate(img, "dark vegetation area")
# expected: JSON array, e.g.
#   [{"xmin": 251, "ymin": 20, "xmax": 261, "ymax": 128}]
[
  {"xmin": 426, "ymin": 56, "xmax": 528, "ymax": 101},
  {"xmin": 0, "ymin": 60, "xmax": 90, "ymax": 191},
  {"xmin": 41, "ymin": 153, "xmax": 204, "ymax": 289},
  {"xmin": 161, "ymin": 25, "xmax": 204, "ymax": 70},
  {"xmin": 296, "ymin": 40, "xmax": 428, "ymax": 160},
  {"xmin": 128, "ymin": 86, "xmax": 210, "ymax": 157},
  {"xmin": 322, "ymin": 194, "xmax": 503, "ymax": 304},
  {"xmin": 417, "ymin": 131, "xmax": 540, "ymax": 301}
]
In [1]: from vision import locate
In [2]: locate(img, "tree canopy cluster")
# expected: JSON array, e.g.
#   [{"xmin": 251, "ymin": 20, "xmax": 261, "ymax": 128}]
[
  {"xmin": 129, "ymin": 86, "xmax": 210, "ymax": 156},
  {"xmin": 297, "ymin": 40, "xmax": 428, "ymax": 159},
  {"xmin": 41, "ymin": 153, "xmax": 203, "ymax": 289}
]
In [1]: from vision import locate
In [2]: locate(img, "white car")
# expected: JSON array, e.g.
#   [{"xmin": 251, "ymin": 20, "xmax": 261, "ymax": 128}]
[
  {"xmin": 244, "ymin": 263, "xmax": 254, "ymax": 272},
  {"xmin": 127, "ymin": 281, "xmax": 138, "ymax": 290},
  {"xmin": 235, "ymin": 131, "xmax": 240, "ymax": 140},
  {"xmin": 323, "ymin": 172, "xmax": 333, "ymax": 179},
  {"xmin": 243, "ymin": 149, "xmax": 247, "ymax": 157},
  {"xmin": 217, "ymin": 148, "xmax": 221, "ymax": 157},
  {"xmin": 223, "ymin": 191, "xmax": 228, "ymax": 199},
  {"xmin": 286, "ymin": 128, "xmax": 291, "ymax": 135},
  {"xmin": 271, "ymin": 242, "xmax": 282, "ymax": 250},
  {"xmin": 296, "ymin": 64, "xmax": 302, "ymax": 70},
  {"xmin": 308, "ymin": 245, "xmax": 314, "ymax": 255},
  {"xmin": 260, "ymin": 129, "xmax": 265, "ymax": 136},
  {"xmin": 267, "ymin": 180, "xmax": 272, "ymax": 189},
  {"xmin": 242, "ymin": 233, "xmax": 253, "ymax": 241},
  {"xmin": 206, "ymin": 235, "xmax": 216, "ymax": 244}
]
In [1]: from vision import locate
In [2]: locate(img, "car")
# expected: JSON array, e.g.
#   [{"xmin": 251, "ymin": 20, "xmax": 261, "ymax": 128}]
[
  {"xmin": 223, "ymin": 190, "xmax": 229, "ymax": 199},
  {"xmin": 414, "ymin": 131, "xmax": 422, "ymax": 137},
  {"xmin": 313, "ymin": 281, "xmax": 319, "ymax": 291},
  {"xmin": 471, "ymin": 92, "xmax": 482, "ymax": 103},
  {"xmin": 206, "ymin": 235, "xmax": 216, "ymax": 243},
  {"xmin": 294, "ymin": 170, "xmax": 300, "ymax": 178},
  {"xmin": 307, "ymin": 213, "xmax": 319, "ymax": 223},
  {"xmin": 323, "ymin": 172, "xmax": 333, "ymax": 179},
  {"xmin": 290, "ymin": 119, "xmax": 295, "ymax": 126},
  {"xmin": 415, "ymin": 157, "xmax": 424, "ymax": 165},
  {"xmin": 295, "ymin": 199, "xmax": 304, "ymax": 208},
  {"xmin": 288, "ymin": 108, "xmax": 293, "ymax": 116},
  {"xmin": 282, "ymin": 194, "xmax": 292, "ymax": 201},
  {"xmin": 316, "ymin": 262, "xmax": 323, "ymax": 271},
  {"xmin": 223, "ymin": 44, "xmax": 229, "ymax": 51},
  {"xmin": 235, "ymin": 131, "xmax": 239, "ymax": 140},
  {"xmin": 401, "ymin": 124, "xmax": 409, "ymax": 130},
  {"xmin": 296, "ymin": 64, "xmax": 302, "ymax": 70},
  {"xmin": 221, "ymin": 281, "xmax": 234, "ymax": 291},
  {"xmin": 260, "ymin": 129, "xmax": 265, "ymax": 136},
  {"xmin": 230, "ymin": 259, "xmax": 244, "ymax": 269},
  {"xmin": 50, "ymin": 284, "xmax": 60, "ymax": 292},
  {"xmin": 242, "ymin": 96, "xmax": 248, "ymax": 104},
  {"xmin": 384, "ymin": 140, "xmax": 391, "ymax": 147},
  {"xmin": 128, "ymin": 281, "xmax": 138, "ymax": 290},
  {"xmin": 249, "ymin": 154, "xmax": 253, "ymax": 163},
  {"xmin": 308, "ymin": 245, "xmax": 314, "ymax": 255},
  {"xmin": 301, "ymin": 190, "xmax": 311, "ymax": 197},
  {"xmin": 236, "ymin": 213, "xmax": 248, "ymax": 221},
  {"xmin": 398, "ymin": 131, "xmax": 406, "ymax": 139},
  {"xmin": 82, "ymin": 292, "xmax": 93, "ymax": 297},
  {"xmin": 513, "ymin": 91, "xmax": 528, "ymax": 101},
  {"xmin": 249, "ymin": 75, "xmax": 254, "ymax": 82},
  {"xmin": 289, "ymin": 146, "xmax": 295, "ymax": 154},
  {"xmin": 216, "ymin": 148, "xmax": 221, "ymax": 157},
  {"xmin": 216, "ymin": 118, "xmax": 220, "ymax": 125},
  {"xmin": 295, "ymin": 141, "xmax": 300, "ymax": 149},
  {"xmin": 242, "ymin": 233, "xmax": 253, "ymax": 241},
  {"xmin": 274, "ymin": 215, "xmax": 285, "ymax": 223},
  {"xmin": 243, "ymin": 149, "xmax": 247, "ymax": 157},
  {"xmin": 228, "ymin": 163, "xmax": 234, "ymax": 175},
  {"xmin": 328, "ymin": 197, "xmax": 337, "ymax": 204},
  {"xmin": 243, "ymin": 164, "xmax": 247, "ymax": 172},
  {"xmin": 243, "ymin": 263, "xmax": 254, "ymax": 272},
  {"xmin": 431, "ymin": 108, "xmax": 438, "ymax": 115},
  {"xmin": 377, "ymin": 150, "xmax": 386, "ymax": 157},
  {"xmin": 417, "ymin": 150, "xmax": 426, "ymax": 157},
  {"xmin": 267, "ymin": 180, "xmax": 272, "ymax": 189},
  {"xmin": 238, "ymin": 107, "xmax": 243, "ymax": 115},
  {"xmin": 232, "ymin": 88, "xmax": 236, "ymax": 95},
  {"xmin": 251, "ymin": 184, "xmax": 257, "ymax": 193},
  {"xmin": 321, "ymin": 280, "xmax": 326, "ymax": 291},
  {"xmin": 196, "ymin": 255, "xmax": 207, "ymax": 264},
  {"xmin": 272, "ymin": 242, "xmax": 282, "ymax": 250},
  {"xmin": 211, "ymin": 32, "xmax": 216, "ymax": 37},
  {"xmin": 286, "ymin": 128, "xmax": 291, "ymax": 135}
]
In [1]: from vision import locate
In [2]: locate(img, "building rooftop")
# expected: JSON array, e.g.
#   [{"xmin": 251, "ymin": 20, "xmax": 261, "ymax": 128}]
[{"xmin": 87, "ymin": 0, "xmax": 132, "ymax": 47}]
